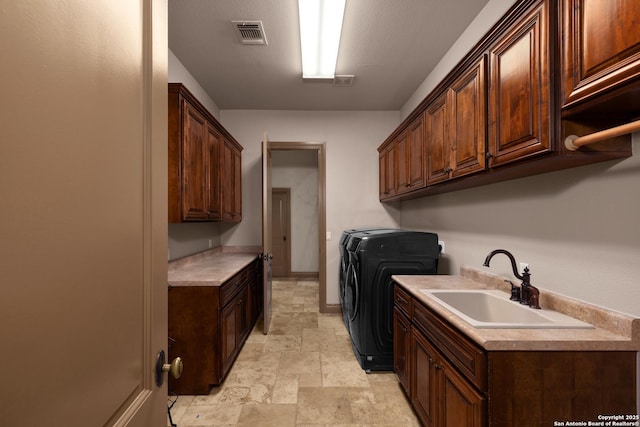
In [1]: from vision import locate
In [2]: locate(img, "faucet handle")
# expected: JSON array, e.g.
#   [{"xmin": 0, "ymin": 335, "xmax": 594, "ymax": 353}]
[
  {"xmin": 505, "ymin": 280, "xmax": 521, "ymax": 301},
  {"xmin": 527, "ymin": 286, "xmax": 541, "ymax": 309}
]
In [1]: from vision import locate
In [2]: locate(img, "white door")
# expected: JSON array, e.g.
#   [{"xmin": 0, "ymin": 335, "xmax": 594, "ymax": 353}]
[
  {"xmin": 262, "ymin": 133, "xmax": 273, "ymax": 334},
  {"xmin": 0, "ymin": 1, "xmax": 168, "ymax": 425}
]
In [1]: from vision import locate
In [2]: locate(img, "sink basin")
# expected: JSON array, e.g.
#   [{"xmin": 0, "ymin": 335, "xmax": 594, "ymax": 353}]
[{"xmin": 420, "ymin": 289, "xmax": 593, "ymax": 329}]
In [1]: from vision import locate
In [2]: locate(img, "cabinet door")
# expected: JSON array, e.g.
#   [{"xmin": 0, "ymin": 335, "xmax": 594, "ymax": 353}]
[
  {"xmin": 221, "ymin": 139, "xmax": 242, "ymax": 221},
  {"xmin": 425, "ymin": 92, "xmax": 450, "ymax": 185},
  {"xmin": 408, "ymin": 115, "xmax": 426, "ymax": 190},
  {"xmin": 233, "ymin": 144, "xmax": 242, "ymax": 220},
  {"xmin": 393, "ymin": 308, "xmax": 411, "ymax": 394},
  {"xmin": 449, "ymin": 57, "xmax": 486, "ymax": 179},
  {"xmin": 440, "ymin": 357, "xmax": 485, "ymax": 427},
  {"xmin": 181, "ymin": 101, "xmax": 208, "ymax": 220},
  {"xmin": 379, "ymin": 143, "xmax": 396, "ymax": 199},
  {"xmin": 488, "ymin": 0, "xmax": 550, "ymax": 167},
  {"xmin": 237, "ymin": 284, "xmax": 250, "ymax": 342},
  {"xmin": 206, "ymin": 124, "xmax": 221, "ymax": 220},
  {"xmin": 395, "ymin": 130, "xmax": 410, "ymax": 193},
  {"xmin": 220, "ymin": 297, "xmax": 238, "ymax": 376},
  {"xmin": 411, "ymin": 328, "xmax": 438, "ymax": 427},
  {"xmin": 562, "ymin": 0, "xmax": 640, "ymax": 108}
]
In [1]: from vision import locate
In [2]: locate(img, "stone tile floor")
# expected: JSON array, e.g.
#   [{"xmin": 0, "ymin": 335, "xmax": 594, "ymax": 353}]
[{"xmin": 168, "ymin": 279, "xmax": 420, "ymax": 426}]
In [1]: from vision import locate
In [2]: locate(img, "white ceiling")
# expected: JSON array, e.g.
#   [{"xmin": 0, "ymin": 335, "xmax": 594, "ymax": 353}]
[{"xmin": 168, "ymin": 0, "xmax": 490, "ymax": 111}]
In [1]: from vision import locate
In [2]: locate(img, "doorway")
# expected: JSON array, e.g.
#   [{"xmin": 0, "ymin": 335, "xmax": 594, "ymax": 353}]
[{"xmin": 268, "ymin": 142, "xmax": 328, "ymax": 312}]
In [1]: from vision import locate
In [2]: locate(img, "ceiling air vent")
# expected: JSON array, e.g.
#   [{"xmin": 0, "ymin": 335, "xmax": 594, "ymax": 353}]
[
  {"xmin": 333, "ymin": 75, "xmax": 355, "ymax": 87},
  {"xmin": 231, "ymin": 21, "xmax": 268, "ymax": 45}
]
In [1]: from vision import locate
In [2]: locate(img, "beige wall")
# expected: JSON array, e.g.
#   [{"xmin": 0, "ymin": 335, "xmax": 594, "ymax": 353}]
[
  {"xmin": 169, "ymin": 49, "xmax": 220, "ymax": 118},
  {"xmin": 401, "ymin": 0, "xmax": 514, "ymax": 119},
  {"xmin": 219, "ymin": 110, "xmax": 401, "ymax": 304},
  {"xmin": 399, "ymin": 133, "xmax": 640, "ymax": 316}
]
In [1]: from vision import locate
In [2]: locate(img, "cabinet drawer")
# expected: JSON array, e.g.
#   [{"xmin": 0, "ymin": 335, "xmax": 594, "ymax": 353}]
[
  {"xmin": 220, "ymin": 271, "xmax": 245, "ymax": 306},
  {"xmin": 412, "ymin": 301, "xmax": 486, "ymax": 390},
  {"xmin": 394, "ymin": 284, "xmax": 412, "ymax": 316}
]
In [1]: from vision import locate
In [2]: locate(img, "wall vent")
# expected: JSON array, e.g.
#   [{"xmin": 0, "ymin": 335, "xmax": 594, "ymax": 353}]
[
  {"xmin": 231, "ymin": 21, "xmax": 268, "ymax": 45},
  {"xmin": 333, "ymin": 75, "xmax": 355, "ymax": 87}
]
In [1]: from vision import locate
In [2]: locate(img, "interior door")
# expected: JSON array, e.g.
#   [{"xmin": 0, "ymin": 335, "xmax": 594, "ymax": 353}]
[
  {"xmin": 262, "ymin": 133, "xmax": 273, "ymax": 334},
  {"xmin": 0, "ymin": 1, "xmax": 168, "ymax": 426},
  {"xmin": 271, "ymin": 188, "xmax": 291, "ymax": 277}
]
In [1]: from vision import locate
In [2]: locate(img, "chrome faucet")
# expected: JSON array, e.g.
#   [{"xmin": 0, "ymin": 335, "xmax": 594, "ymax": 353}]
[{"xmin": 483, "ymin": 249, "xmax": 541, "ymax": 309}]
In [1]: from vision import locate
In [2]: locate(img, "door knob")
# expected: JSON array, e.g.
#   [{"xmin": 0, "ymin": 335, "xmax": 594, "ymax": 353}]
[
  {"xmin": 155, "ymin": 350, "xmax": 183, "ymax": 387},
  {"xmin": 163, "ymin": 357, "xmax": 183, "ymax": 378}
]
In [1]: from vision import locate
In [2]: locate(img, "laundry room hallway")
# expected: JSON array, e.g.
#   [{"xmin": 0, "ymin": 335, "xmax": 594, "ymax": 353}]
[{"xmin": 168, "ymin": 278, "xmax": 420, "ymax": 426}]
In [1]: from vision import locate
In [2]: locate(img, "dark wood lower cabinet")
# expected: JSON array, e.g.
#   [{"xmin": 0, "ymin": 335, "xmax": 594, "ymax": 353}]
[
  {"xmin": 394, "ymin": 284, "xmax": 637, "ymax": 427},
  {"xmin": 393, "ymin": 307, "xmax": 411, "ymax": 393},
  {"xmin": 168, "ymin": 258, "xmax": 260, "ymax": 395}
]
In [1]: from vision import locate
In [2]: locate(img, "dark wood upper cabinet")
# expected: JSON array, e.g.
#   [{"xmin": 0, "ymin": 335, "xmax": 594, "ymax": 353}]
[
  {"xmin": 488, "ymin": 0, "xmax": 550, "ymax": 167},
  {"xmin": 397, "ymin": 114, "xmax": 427, "ymax": 194},
  {"xmin": 221, "ymin": 138, "xmax": 242, "ymax": 222},
  {"xmin": 408, "ymin": 115, "xmax": 427, "ymax": 190},
  {"xmin": 561, "ymin": 0, "xmax": 640, "ymax": 112},
  {"xmin": 378, "ymin": 142, "xmax": 396, "ymax": 199},
  {"xmin": 425, "ymin": 56, "xmax": 486, "ymax": 186},
  {"xmin": 378, "ymin": 0, "xmax": 633, "ymax": 202},
  {"xmin": 168, "ymin": 83, "xmax": 243, "ymax": 223},
  {"xmin": 449, "ymin": 56, "xmax": 487, "ymax": 178},
  {"xmin": 206, "ymin": 124, "xmax": 222, "ymax": 221},
  {"xmin": 395, "ymin": 130, "xmax": 410, "ymax": 191},
  {"xmin": 425, "ymin": 93, "xmax": 450, "ymax": 186},
  {"xmin": 180, "ymin": 100, "xmax": 209, "ymax": 221}
]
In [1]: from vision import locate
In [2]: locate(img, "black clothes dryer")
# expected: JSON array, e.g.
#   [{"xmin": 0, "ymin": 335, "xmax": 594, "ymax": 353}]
[
  {"xmin": 338, "ymin": 228, "xmax": 398, "ymax": 332},
  {"xmin": 343, "ymin": 230, "xmax": 439, "ymax": 372}
]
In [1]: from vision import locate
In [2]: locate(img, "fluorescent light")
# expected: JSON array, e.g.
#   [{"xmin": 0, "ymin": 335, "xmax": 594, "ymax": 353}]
[{"xmin": 298, "ymin": 0, "xmax": 346, "ymax": 79}]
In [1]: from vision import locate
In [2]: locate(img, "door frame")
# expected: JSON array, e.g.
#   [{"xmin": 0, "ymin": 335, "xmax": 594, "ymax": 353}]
[{"xmin": 268, "ymin": 141, "xmax": 328, "ymax": 312}]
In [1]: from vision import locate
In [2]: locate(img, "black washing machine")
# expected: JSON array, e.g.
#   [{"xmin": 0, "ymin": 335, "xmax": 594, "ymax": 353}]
[
  {"xmin": 338, "ymin": 228, "xmax": 398, "ymax": 332},
  {"xmin": 343, "ymin": 229, "xmax": 439, "ymax": 371}
]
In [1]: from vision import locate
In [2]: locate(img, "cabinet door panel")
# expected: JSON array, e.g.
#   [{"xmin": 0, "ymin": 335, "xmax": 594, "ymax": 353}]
[
  {"xmin": 411, "ymin": 329, "xmax": 437, "ymax": 427},
  {"xmin": 562, "ymin": 0, "xmax": 640, "ymax": 107},
  {"xmin": 408, "ymin": 115, "xmax": 426, "ymax": 190},
  {"xmin": 182, "ymin": 101, "xmax": 208, "ymax": 220},
  {"xmin": 206, "ymin": 124, "xmax": 221, "ymax": 220},
  {"xmin": 394, "ymin": 308, "xmax": 411, "ymax": 394},
  {"xmin": 379, "ymin": 150, "xmax": 387, "ymax": 199},
  {"xmin": 441, "ymin": 358, "xmax": 485, "ymax": 427},
  {"xmin": 488, "ymin": 0, "xmax": 550, "ymax": 166},
  {"xmin": 220, "ymin": 299, "xmax": 238, "ymax": 375},
  {"xmin": 221, "ymin": 139, "xmax": 241, "ymax": 221},
  {"xmin": 233, "ymin": 146, "xmax": 242, "ymax": 220},
  {"xmin": 425, "ymin": 93, "xmax": 450, "ymax": 185},
  {"xmin": 379, "ymin": 144, "xmax": 396, "ymax": 199},
  {"xmin": 396, "ymin": 131, "xmax": 410, "ymax": 192},
  {"xmin": 450, "ymin": 57, "xmax": 486, "ymax": 179}
]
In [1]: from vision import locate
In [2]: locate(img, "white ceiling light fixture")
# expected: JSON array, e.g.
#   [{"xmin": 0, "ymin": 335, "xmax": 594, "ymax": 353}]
[{"xmin": 298, "ymin": 0, "xmax": 346, "ymax": 79}]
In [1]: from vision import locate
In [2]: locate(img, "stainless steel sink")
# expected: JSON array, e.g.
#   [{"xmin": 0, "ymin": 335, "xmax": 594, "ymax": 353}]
[{"xmin": 420, "ymin": 289, "xmax": 593, "ymax": 329}]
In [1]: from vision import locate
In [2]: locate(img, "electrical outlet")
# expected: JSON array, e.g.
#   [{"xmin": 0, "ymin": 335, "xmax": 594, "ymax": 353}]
[
  {"xmin": 208, "ymin": 239, "xmax": 213, "ymax": 248},
  {"xmin": 519, "ymin": 262, "xmax": 529, "ymax": 274},
  {"xmin": 438, "ymin": 240, "xmax": 445, "ymax": 254}
]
